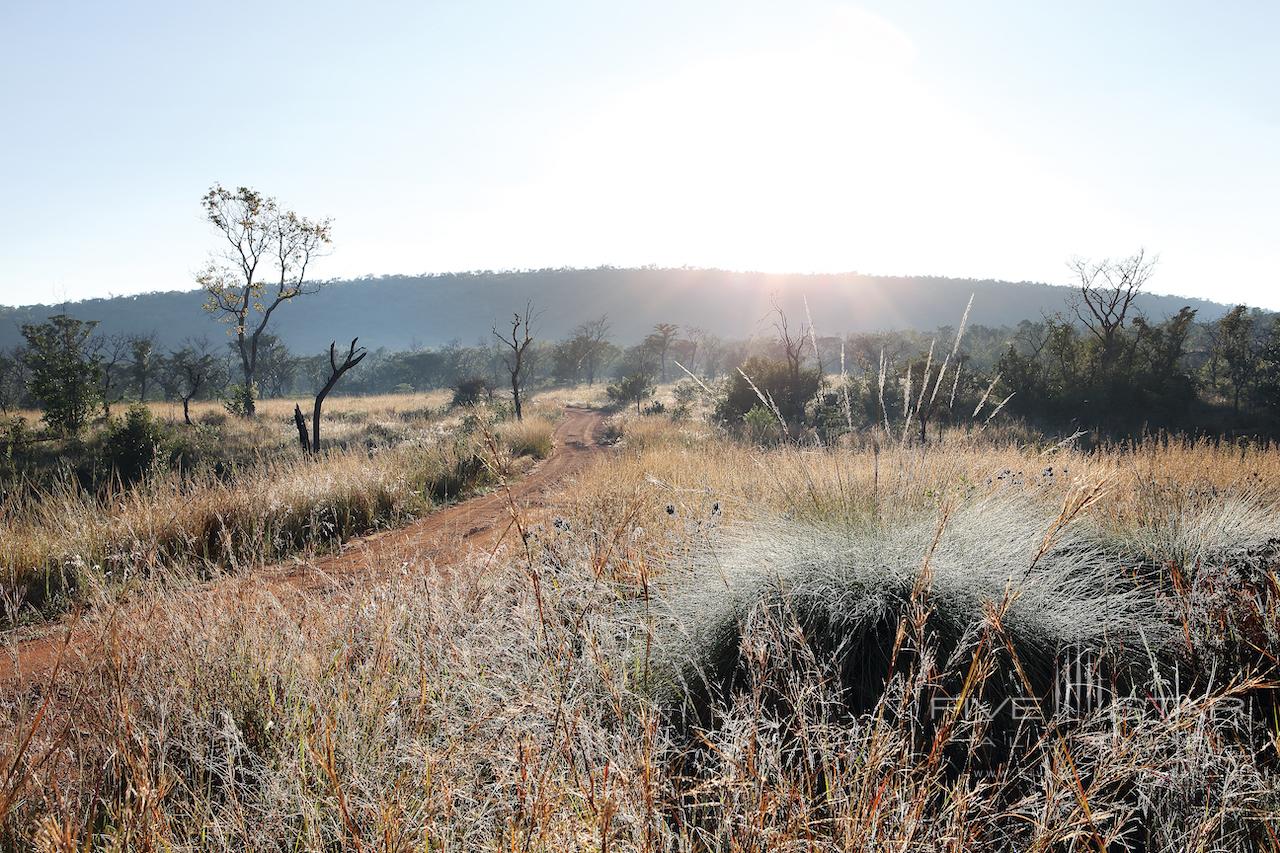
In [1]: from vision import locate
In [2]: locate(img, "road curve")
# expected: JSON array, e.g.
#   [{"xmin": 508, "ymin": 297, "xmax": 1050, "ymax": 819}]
[{"xmin": 0, "ymin": 406, "xmax": 607, "ymax": 687}]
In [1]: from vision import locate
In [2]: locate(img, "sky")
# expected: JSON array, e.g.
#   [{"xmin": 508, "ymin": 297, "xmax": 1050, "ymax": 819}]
[{"xmin": 1, "ymin": 0, "xmax": 1277, "ymax": 308}]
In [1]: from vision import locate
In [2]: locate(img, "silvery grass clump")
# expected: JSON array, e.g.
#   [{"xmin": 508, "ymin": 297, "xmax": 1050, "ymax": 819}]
[
  {"xmin": 643, "ymin": 492, "xmax": 1280, "ymax": 847},
  {"xmin": 1108, "ymin": 487, "xmax": 1280, "ymax": 574},
  {"xmin": 649, "ymin": 492, "xmax": 1180, "ymax": 751},
  {"xmin": 1100, "ymin": 486, "xmax": 1280, "ymax": 667}
]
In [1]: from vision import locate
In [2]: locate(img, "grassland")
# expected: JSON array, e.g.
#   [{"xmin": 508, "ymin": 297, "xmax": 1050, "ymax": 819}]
[
  {"xmin": 0, "ymin": 392, "xmax": 559, "ymax": 625},
  {"xmin": 3, "ymin": 395, "xmax": 1279, "ymax": 849}
]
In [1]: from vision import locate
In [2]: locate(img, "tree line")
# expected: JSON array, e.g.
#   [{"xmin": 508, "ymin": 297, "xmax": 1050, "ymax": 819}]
[
  {"xmin": 5, "ymin": 184, "xmax": 1279, "ymax": 447},
  {"xmin": 8, "ymin": 287, "xmax": 1279, "ymax": 442}
]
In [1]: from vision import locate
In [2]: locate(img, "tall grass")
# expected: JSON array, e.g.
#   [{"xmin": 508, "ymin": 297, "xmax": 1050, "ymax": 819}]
[
  {"xmin": 3, "ymin": 415, "xmax": 1280, "ymax": 848},
  {"xmin": 0, "ymin": 431, "xmax": 490, "ymax": 625},
  {"xmin": 495, "ymin": 413, "xmax": 557, "ymax": 460}
]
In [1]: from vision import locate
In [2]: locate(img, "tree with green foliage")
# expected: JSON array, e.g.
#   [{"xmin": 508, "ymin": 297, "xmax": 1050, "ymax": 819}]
[
  {"xmin": 1255, "ymin": 317, "xmax": 1280, "ymax": 416},
  {"xmin": 1216, "ymin": 305, "xmax": 1256, "ymax": 415},
  {"xmin": 717, "ymin": 356, "xmax": 820, "ymax": 427},
  {"xmin": 0, "ymin": 347, "xmax": 29, "ymax": 413},
  {"xmin": 129, "ymin": 332, "xmax": 156, "ymax": 402},
  {"xmin": 197, "ymin": 183, "xmax": 332, "ymax": 417},
  {"xmin": 607, "ymin": 372, "xmax": 656, "ymax": 414},
  {"xmin": 645, "ymin": 323, "xmax": 679, "ymax": 382},
  {"xmin": 21, "ymin": 315, "xmax": 103, "ymax": 434}
]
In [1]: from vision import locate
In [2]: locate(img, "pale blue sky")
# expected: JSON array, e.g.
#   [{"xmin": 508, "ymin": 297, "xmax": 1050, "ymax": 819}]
[{"xmin": 1, "ymin": 1, "xmax": 1277, "ymax": 308}]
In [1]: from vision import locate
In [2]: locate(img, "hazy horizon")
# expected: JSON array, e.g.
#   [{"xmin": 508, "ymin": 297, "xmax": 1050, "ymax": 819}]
[
  {"xmin": 0, "ymin": 263, "xmax": 1234, "ymax": 313},
  {"xmin": 3, "ymin": 1, "xmax": 1277, "ymax": 308}
]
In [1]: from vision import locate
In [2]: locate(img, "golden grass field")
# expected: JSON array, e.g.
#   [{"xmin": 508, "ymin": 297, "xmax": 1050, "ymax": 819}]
[
  {"xmin": 0, "ymin": 391, "xmax": 559, "ymax": 625},
  {"xmin": 3, "ymin": 389, "xmax": 1280, "ymax": 849}
]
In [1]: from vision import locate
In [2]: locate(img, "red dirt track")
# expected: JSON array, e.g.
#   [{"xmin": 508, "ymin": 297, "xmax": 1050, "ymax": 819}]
[{"xmin": 0, "ymin": 406, "xmax": 606, "ymax": 688}]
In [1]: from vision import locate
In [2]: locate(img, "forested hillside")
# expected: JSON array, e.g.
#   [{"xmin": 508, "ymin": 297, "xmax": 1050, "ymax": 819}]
[{"xmin": 0, "ymin": 267, "xmax": 1228, "ymax": 352}]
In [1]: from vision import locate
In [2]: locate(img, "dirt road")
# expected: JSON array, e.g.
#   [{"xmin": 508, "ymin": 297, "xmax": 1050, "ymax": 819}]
[{"xmin": 0, "ymin": 406, "xmax": 606, "ymax": 687}]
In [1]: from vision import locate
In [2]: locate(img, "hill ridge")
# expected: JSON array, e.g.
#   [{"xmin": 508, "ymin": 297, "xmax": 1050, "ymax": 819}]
[{"xmin": 0, "ymin": 267, "xmax": 1229, "ymax": 353}]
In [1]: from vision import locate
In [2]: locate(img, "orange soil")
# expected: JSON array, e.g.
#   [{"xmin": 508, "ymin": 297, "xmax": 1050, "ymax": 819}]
[{"xmin": 0, "ymin": 406, "xmax": 606, "ymax": 689}]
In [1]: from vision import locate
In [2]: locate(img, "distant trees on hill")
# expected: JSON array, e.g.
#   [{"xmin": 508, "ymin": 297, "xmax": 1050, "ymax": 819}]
[
  {"xmin": 6, "ymin": 249, "xmax": 1280, "ymax": 441},
  {"xmin": 0, "ymin": 269, "xmax": 1233, "ymax": 355}
]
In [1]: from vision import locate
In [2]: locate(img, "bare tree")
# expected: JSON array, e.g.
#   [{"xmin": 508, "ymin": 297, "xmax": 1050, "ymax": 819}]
[
  {"xmin": 769, "ymin": 298, "xmax": 811, "ymax": 401},
  {"xmin": 493, "ymin": 303, "xmax": 536, "ymax": 421},
  {"xmin": 645, "ymin": 323, "xmax": 680, "ymax": 382},
  {"xmin": 575, "ymin": 315, "xmax": 612, "ymax": 385},
  {"xmin": 686, "ymin": 326, "xmax": 723, "ymax": 376},
  {"xmin": 1068, "ymin": 249, "xmax": 1155, "ymax": 366},
  {"xmin": 678, "ymin": 325, "xmax": 709, "ymax": 375},
  {"xmin": 93, "ymin": 333, "xmax": 130, "ymax": 417},
  {"xmin": 295, "ymin": 338, "xmax": 368, "ymax": 453},
  {"xmin": 197, "ymin": 184, "xmax": 332, "ymax": 417},
  {"xmin": 170, "ymin": 338, "xmax": 218, "ymax": 425}
]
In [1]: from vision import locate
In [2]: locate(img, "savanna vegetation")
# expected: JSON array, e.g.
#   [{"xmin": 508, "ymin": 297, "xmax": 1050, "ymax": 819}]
[
  {"xmin": 3, "ymin": 391, "xmax": 1280, "ymax": 849},
  {"xmin": 2, "ymin": 187, "xmax": 1279, "ymax": 848}
]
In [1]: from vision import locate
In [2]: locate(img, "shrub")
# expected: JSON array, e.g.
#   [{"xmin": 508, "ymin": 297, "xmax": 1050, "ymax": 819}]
[
  {"xmin": 452, "ymin": 376, "xmax": 492, "ymax": 407},
  {"xmin": 673, "ymin": 380, "xmax": 701, "ymax": 407},
  {"xmin": 222, "ymin": 383, "xmax": 256, "ymax": 418},
  {"xmin": 716, "ymin": 356, "xmax": 819, "ymax": 426},
  {"xmin": 607, "ymin": 373, "xmax": 655, "ymax": 414},
  {"xmin": 1, "ymin": 415, "xmax": 31, "ymax": 458},
  {"xmin": 642, "ymin": 399, "xmax": 666, "ymax": 416},
  {"xmin": 101, "ymin": 403, "xmax": 171, "ymax": 484},
  {"xmin": 743, "ymin": 404, "xmax": 782, "ymax": 445},
  {"xmin": 810, "ymin": 384, "xmax": 863, "ymax": 443}
]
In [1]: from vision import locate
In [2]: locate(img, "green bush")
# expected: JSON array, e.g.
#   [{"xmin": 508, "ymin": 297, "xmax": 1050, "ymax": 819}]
[
  {"xmin": 607, "ymin": 373, "xmax": 656, "ymax": 414},
  {"xmin": 451, "ymin": 377, "xmax": 492, "ymax": 407},
  {"xmin": 716, "ymin": 356, "xmax": 820, "ymax": 426},
  {"xmin": 101, "ymin": 404, "xmax": 171, "ymax": 484},
  {"xmin": 222, "ymin": 383, "xmax": 256, "ymax": 418},
  {"xmin": 743, "ymin": 404, "xmax": 782, "ymax": 445},
  {"xmin": 673, "ymin": 380, "xmax": 701, "ymax": 407}
]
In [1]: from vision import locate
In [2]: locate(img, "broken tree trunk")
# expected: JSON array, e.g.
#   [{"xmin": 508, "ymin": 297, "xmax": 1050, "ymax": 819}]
[
  {"xmin": 293, "ymin": 404, "xmax": 311, "ymax": 452},
  {"xmin": 311, "ymin": 338, "xmax": 367, "ymax": 453}
]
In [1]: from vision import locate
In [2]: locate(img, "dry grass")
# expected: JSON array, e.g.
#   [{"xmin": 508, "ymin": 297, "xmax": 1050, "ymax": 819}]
[
  {"xmin": 3, "ymin": 412, "xmax": 1280, "ymax": 848},
  {"xmin": 495, "ymin": 414, "xmax": 557, "ymax": 460},
  {"xmin": 528, "ymin": 383, "xmax": 613, "ymax": 409},
  {"xmin": 0, "ymin": 435, "xmax": 491, "ymax": 625},
  {"xmin": 0, "ymin": 392, "xmax": 484, "ymax": 625},
  {"xmin": 7, "ymin": 390, "xmax": 453, "ymax": 431}
]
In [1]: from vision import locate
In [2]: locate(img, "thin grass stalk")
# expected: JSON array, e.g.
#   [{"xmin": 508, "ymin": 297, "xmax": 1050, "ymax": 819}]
[
  {"xmin": 972, "ymin": 372, "xmax": 1002, "ymax": 419},
  {"xmin": 839, "ymin": 342, "xmax": 853, "ymax": 434}
]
